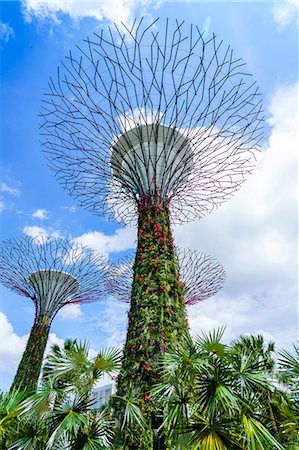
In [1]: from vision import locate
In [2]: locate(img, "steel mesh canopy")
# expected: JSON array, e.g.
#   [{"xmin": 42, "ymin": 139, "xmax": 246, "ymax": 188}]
[
  {"xmin": 40, "ymin": 18, "xmax": 264, "ymax": 224},
  {"xmin": 108, "ymin": 248, "xmax": 225, "ymax": 305},
  {"xmin": 0, "ymin": 236, "xmax": 109, "ymax": 320}
]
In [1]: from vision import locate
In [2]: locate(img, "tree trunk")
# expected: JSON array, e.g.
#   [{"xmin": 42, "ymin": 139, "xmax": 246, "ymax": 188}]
[
  {"xmin": 10, "ymin": 314, "xmax": 50, "ymax": 395},
  {"xmin": 267, "ymin": 392, "xmax": 279, "ymax": 439},
  {"xmin": 114, "ymin": 196, "xmax": 190, "ymax": 449}
]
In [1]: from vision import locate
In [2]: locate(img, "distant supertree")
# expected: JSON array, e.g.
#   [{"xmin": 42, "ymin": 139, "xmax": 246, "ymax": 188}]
[
  {"xmin": 0, "ymin": 236, "xmax": 109, "ymax": 394},
  {"xmin": 110, "ymin": 248, "xmax": 225, "ymax": 306},
  {"xmin": 40, "ymin": 18, "xmax": 263, "ymax": 448}
]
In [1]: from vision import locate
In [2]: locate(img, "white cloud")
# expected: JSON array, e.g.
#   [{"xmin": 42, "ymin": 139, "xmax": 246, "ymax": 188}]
[
  {"xmin": 0, "ymin": 23, "xmax": 15, "ymax": 44},
  {"xmin": 174, "ymin": 83, "xmax": 298, "ymax": 296},
  {"xmin": 23, "ymin": 225, "xmax": 48, "ymax": 240},
  {"xmin": 0, "ymin": 182, "xmax": 21, "ymax": 196},
  {"xmin": 0, "ymin": 312, "xmax": 28, "ymax": 372},
  {"xmin": 173, "ymin": 82, "xmax": 298, "ymax": 350},
  {"xmin": 23, "ymin": 225, "xmax": 62, "ymax": 242},
  {"xmin": 0, "ymin": 312, "xmax": 64, "ymax": 374},
  {"xmin": 74, "ymin": 227, "xmax": 136, "ymax": 257},
  {"xmin": 86, "ymin": 298, "xmax": 128, "ymax": 349},
  {"xmin": 22, "ymin": 0, "xmax": 160, "ymax": 26},
  {"xmin": 32, "ymin": 208, "xmax": 49, "ymax": 220},
  {"xmin": 57, "ymin": 303, "xmax": 83, "ymax": 320},
  {"xmin": 272, "ymin": 1, "xmax": 299, "ymax": 30},
  {"xmin": 187, "ymin": 286, "xmax": 297, "ymax": 351}
]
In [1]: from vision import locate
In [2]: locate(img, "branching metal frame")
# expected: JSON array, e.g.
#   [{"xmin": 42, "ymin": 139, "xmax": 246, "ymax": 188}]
[
  {"xmin": 40, "ymin": 18, "xmax": 264, "ymax": 224},
  {"xmin": 109, "ymin": 248, "xmax": 225, "ymax": 305},
  {"xmin": 0, "ymin": 236, "xmax": 109, "ymax": 321}
]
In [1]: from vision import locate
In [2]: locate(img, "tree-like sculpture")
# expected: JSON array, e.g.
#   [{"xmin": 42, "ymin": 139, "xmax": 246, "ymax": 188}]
[
  {"xmin": 0, "ymin": 236, "xmax": 109, "ymax": 394},
  {"xmin": 110, "ymin": 248, "xmax": 225, "ymax": 306},
  {"xmin": 40, "ymin": 18, "xmax": 263, "ymax": 448}
]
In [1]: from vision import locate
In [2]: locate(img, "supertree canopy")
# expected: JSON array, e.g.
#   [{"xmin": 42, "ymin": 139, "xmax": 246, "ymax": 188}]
[
  {"xmin": 40, "ymin": 18, "xmax": 264, "ymax": 224},
  {"xmin": 109, "ymin": 248, "xmax": 225, "ymax": 306},
  {"xmin": 40, "ymin": 18, "xmax": 263, "ymax": 449},
  {"xmin": 0, "ymin": 236, "xmax": 109, "ymax": 394}
]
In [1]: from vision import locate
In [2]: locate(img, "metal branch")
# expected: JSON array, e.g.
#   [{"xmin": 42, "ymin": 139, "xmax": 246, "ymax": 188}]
[
  {"xmin": 40, "ymin": 18, "xmax": 264, "ymax": 224},
  {"xmin": 0, "ymin": 236, "xmax": 109, "ymax": 320}
]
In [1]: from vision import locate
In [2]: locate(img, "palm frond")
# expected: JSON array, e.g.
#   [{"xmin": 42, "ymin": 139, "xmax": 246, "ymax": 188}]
[
  {"xmin": 46, "ymin": 394, "xmax": 90, "ymax": 449},
  {"xmin": 242, "ymin": 414, "xmax": 285, "ymax": 450},
  {"xmin": 194, "ymin": 327, "xmax": 227, "ymax": 359},
  {"xmin": 0, "ymin": 390, "xmax": 27, "ymax": 438},
  {"xmin": 278, "ymin": 344, "xmax": 299, "ymax": 378},
  {"xmin": 18, "ymin": 381, "xmax": 58, "ymax": 421},
  {"xmin": 70, "ymin": 409, "xmax": 114, "ymax": 450},
  {"xmin": 92, "ymin": 347, "xmax": 122, "ymax": 376},
  {"xmin": 188, "ymin": 412, "xmax": 242, "ymax": 450},
  {"xmin": 231, "ymin": 351, "xmax": 273, "ymax": 394},
  {"xmin": 112, "ymin": 394, "xmax": 147, "ymax": 431},
  {"xmin": 44, "ymin": 340, "xmax": 90, "ymax": 381},
  {"xmin": 196, "ymin": 360, "xmax": 239, "ymax": 416}
]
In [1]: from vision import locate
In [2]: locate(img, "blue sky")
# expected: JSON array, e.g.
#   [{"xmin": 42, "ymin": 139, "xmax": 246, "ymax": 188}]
[{"xmin": 0, "ymin": 0, "xmax": 298, "ymax": 391}]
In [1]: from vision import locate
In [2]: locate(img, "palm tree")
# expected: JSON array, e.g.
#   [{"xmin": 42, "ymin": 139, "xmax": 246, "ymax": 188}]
[
  {"xmin": 0, "ymin": 390, "xmax": 28, "ymax": 449},
  {"xmin": 7, "ymin": 340, "xmax": 121, "ymax": 450},
  {"xmin": 277, "ymin": 344, "xmax": 299, "ymax": 449},
  {"xmin": 278, "ymin": 343, "xmax": 299, "ymax": 399},
  {"xmin": 4, "ymin": 334, "xmax": 298, "ymax": 449},
  {"xmin": 230, "ymin": 334, "xmax": 280, "ymax": 439},
  {"xmin": 152, "ymin": 329, "xmax": 285, "ymax": 450}
]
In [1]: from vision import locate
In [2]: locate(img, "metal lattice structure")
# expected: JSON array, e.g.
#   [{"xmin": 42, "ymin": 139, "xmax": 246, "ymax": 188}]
[
  {"xmin": 0, "ymin": 235, "xmax": 109, "ymax": 393},
  {"xmin": 110, "ymin": 248, "xmax": 225, "ymax": 305},
  {"xmin": 40, "ymin": 18, "xmax": 264, "ymax": 224},
  {"xmin": 0, "ymin": 235, "xmax": 109, "ymax": 321}
]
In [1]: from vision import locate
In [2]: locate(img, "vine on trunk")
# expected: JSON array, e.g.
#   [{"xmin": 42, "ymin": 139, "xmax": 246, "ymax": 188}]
[
  {"xmin": 10, "ymin": 315, "xmax": 50, "ymax": 394},
  {"xmin": 114, "ymin": 196, "xmax": 190, "ymax": 449}
]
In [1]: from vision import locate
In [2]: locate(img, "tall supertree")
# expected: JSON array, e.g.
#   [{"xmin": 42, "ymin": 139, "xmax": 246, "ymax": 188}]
[
  {"xmin": 40, "ymin": 18, "xmax": 264, "ymax": 448},
  {"xmin": 0, "ymin": 236, "xmax": 109, "ymax": 394}
]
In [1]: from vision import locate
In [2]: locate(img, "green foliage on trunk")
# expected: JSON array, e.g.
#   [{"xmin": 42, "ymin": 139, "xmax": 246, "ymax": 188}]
[
  {"xmin": 114, "ymin": 196, "xmax": 190, "ymax": 449},
  {"xmin": 10, "ymin": 315, "xmax": 50, "ymax": 395}
]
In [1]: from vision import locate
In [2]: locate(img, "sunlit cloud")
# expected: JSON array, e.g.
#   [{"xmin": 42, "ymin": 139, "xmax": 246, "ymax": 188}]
[
  {"xmin": 172, "ymin": 82, "xmax": 298, "ymax": 349},
  {"xmin": 57, "ymin": 303, "xmax": 83, "ymax": 320},
  {"xmin": 32, "ymin": 208, "xmax": 49, "ymax": 220},
  {"xmin": 23, "ymin": 225, "xmax": 62, "ymax": 242},
  {"xmin": 74, "ymin": 227, "xmax": 137, "ymax": 257},
  {"xmin": 21, "ymin": 0, "xmax": 161, "ymax": 26},
  {"xmin": 272, "ymin": 0, "xmax": 299, "ymax": 30}
]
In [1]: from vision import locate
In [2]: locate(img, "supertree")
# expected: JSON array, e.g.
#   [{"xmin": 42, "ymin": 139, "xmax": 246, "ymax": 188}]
[
  {"xmin": 0, "ymin": 236, "xmax": 109, "ymax": 394},
  {"xmin": 40, "ymin": 18, "xmax": 264, "ymax": 448}
]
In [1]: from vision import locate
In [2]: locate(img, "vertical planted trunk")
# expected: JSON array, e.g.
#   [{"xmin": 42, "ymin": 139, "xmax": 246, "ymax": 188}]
[
  {"xmin": 10, "ymin": 315, "xmax": 50, "ymax": 395},
  {"xmin": 114, "ymin": 196, "xmax": 190, "ymax": 449}
]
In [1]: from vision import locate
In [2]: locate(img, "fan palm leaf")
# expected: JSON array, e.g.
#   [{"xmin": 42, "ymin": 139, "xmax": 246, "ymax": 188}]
[{"xmin": 242, "ymin": 414, "xmax": 284, "ymax": 450}]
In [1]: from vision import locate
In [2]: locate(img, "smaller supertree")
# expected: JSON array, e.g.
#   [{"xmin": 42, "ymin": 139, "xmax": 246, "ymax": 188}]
[
  {"xmin": 0, "ymin": 236, "xmax": 109, "ymax": 394},
  {"xmin": 109, "ymin": 248, "xmax": 225, "ymax": 306}
]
